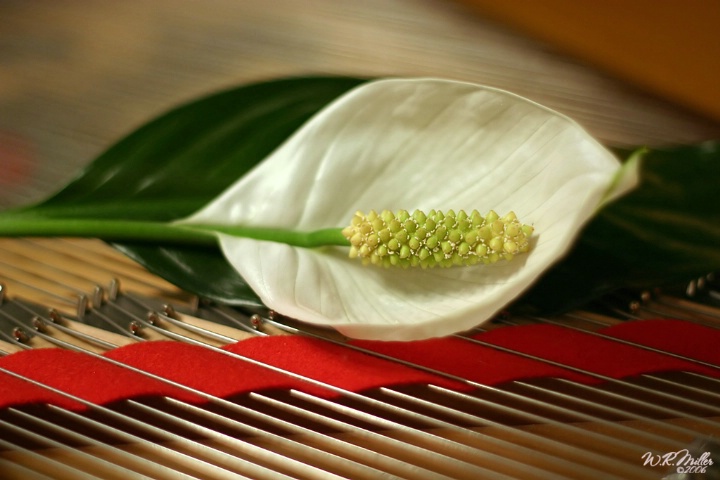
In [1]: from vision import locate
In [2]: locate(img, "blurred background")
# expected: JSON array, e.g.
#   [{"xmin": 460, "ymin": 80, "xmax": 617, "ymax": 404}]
[{"xmin": 2, "ymin": 0, "xmax": 719, "ymax": 210}]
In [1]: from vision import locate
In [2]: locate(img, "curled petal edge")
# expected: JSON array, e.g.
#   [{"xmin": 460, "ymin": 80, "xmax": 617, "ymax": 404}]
[{"xmin": 183, "ymin": 78, "xmax": 639, "ymax": 340}]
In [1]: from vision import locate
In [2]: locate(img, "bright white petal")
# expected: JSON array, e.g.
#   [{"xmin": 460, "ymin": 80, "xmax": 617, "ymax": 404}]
[{"xmin": 182, "ymin": 78, "xmax": 636, "ymax": 340}]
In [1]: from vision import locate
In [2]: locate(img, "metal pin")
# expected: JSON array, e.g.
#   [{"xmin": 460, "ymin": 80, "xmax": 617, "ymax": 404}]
[
  {"xmin": 250, "ymin": 313, "xmax": 263, "ymax": 330},
  {"xmin": 3, "ymin": 237, "xmax": 720, "ymax": 479},
  {"xmin": 12, "ymin": 327, "xmax": 29, "ymax": 343},
  {"xmin": 107, "ymin": 278, "xmax": 120, "ymax": 301},
  {"xmin": 163, "ymin": 304, "xmax": 177, "ymax": 318},
  {"xmin": 151, "ymin": 311, "xmax": 237, "ymax": 345},
  {"xmin": 92, "ymin": 285, "xmax": 104, "ymax": 307},
  {"xmin": 48, "ymin": 309, "xmax": 64, "ymax": 324},
  {"xmin": 128, "ymin": 320, "xmax": 143, "ymax": 336},
  {"xmin": 76, "ymin": 294, "xmax": 88, "ymax": 319},
  {"xmin": 32, "ymin": 316, "xmax": 46, "ymax": 333}
]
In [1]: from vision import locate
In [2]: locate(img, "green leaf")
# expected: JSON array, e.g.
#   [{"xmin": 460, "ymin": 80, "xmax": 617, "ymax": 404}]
[
  {"xmin": 114, "ymin": 242, "xmax": 264, "ymax": 308},
  {"xmin": 2, "ymin": 74, "xmax": 717, "ymax": 319},
  {"xmin": 513, "ymin": 141, "xmax": 720, "ymax": 314},
  {"xmin": 5, "ymin": 76, "xmax": 366, "ymax": 304},
  {"xmin": 13, "ymin": 76, "xmax": 367, "ymax": 221}
]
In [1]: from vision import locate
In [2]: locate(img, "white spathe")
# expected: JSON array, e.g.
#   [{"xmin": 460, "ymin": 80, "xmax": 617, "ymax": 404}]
[{"xmin": 180, "ymin": 78, "xmax": 638, "ymax": 340}]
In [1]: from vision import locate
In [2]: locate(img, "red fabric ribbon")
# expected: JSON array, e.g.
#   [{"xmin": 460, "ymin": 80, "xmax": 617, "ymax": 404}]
[{"xmin": 1, "ymin": 319, "xmax": 718, "ymax": 411}]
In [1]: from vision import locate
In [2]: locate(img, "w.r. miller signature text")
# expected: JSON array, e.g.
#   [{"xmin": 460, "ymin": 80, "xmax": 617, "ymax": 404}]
[{"xmin": 642, "ymin": 449, "xmax": 713, "ymax": 474}]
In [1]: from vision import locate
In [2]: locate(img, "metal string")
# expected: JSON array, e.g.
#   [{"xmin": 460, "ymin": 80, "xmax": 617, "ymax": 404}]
[{"xmin": 1, "ymin": 240, "xmax": 719, "ymax": 478}]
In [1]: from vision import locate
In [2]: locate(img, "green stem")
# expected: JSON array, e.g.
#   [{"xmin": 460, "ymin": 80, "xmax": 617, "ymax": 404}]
[{"xmin": 0, "ymin": 217, "xmax": 350, "ymax": 249}]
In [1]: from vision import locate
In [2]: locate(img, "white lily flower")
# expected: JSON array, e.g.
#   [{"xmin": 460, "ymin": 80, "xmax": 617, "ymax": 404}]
[{"xmin": 180, "ymin": 78, "xmax": 638, "ymax": 340}]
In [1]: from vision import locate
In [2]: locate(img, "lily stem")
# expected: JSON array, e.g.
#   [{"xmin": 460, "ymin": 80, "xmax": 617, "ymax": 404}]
[{"xmin": 0, "ymin": 217, "xmax": 350, "ymax": 249}]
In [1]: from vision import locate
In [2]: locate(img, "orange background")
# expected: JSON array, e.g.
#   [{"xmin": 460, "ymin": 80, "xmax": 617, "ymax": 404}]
[{"xmin": 462, "ymin": 0, "xmax": 720, "ymax": 121}]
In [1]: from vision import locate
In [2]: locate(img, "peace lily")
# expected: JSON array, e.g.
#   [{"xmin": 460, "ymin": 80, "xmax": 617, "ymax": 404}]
[{"xmin": 176, "ymin": 78, "xmax": 639, "ymax": 340}]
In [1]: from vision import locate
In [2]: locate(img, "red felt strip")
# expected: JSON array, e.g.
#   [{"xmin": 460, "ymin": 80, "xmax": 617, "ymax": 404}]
[
  {"xmin": 600, "ymin": 318, "xmax": 720, "ymax": 367},
  {"xmin": 0, "ymin": 348, "xmax": 200, "ymax": 410},
  {"xmin": 351, "ymin": 336, "xmax": 596, "ymax": 385},
  {"xmin": 1, "ymin": 319, "xmax": 718, "ymax": 411},
  {"xmin": 0, "ymin": 367, "xmax": 84, "ymax": 411},
  {"xmin": 223, "ymin": 336, "xmax": 471, "ymax": 394},
  {"xmin": 476, "ymin": 321, "xmax": 720, "ymax": 380},
  {"xmin": 106, "ymin": 340, "xmax": 323, "ymax": 398}
]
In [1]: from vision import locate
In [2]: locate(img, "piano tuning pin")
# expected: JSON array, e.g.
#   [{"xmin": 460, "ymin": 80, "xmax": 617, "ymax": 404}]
[
  {"xmin": 76, "ymin": 294, "xmax": 88, "ymax": 319},
  {"xmin": 92, "ymin": 286, "xmax": 105, "ymax": 307},
  {"xmin": 163, "ymin": 305, "xmax": 177, "ymax": 318},
  {"xmin": 250, "ymin": 314, "xmax": 264, "ymax": 330},
  {"xmin": 129, "ymin": 320, "xmax": 143, "ymax": 335},
  {"xmin": 48, "ymin": 309, "xmax": 63, "ymax": 325},
  {"xmin": 602, "ymin": 291, "xmax": 644, "ymax": 316},
  {"xmin": 683, "ymin": 273, "xmax": 717, "ymax": 297},
  {"xmin": 108, "ymin": 278, "xmax": 120, "ymax": 301},
  {"xmin": 627, "ymin": 300, "xmax": 640, "ymax": 314},
  {"xmin": 32, "ymin": 316, "xmax": 46, "ymax": 332},
  {"xmin": 639, "ymin": 290, "xmax": 653, "ymax": 303},
  {"xmin": 147, "ymin": 312, "xmax": 159, "ymax": 325},
  {"xmin": 12, "ymin": 327, "xmax": 28, "ymax": 343}
]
